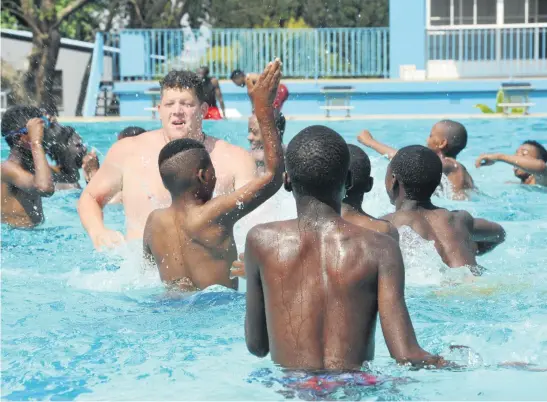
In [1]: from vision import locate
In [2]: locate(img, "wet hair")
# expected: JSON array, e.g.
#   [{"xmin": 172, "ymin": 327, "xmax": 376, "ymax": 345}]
[
  {"xmin": 390, "ymin": 145, "xmax": 442, "ymax": 201},
  {"xmin": 1, "ymin": 105, "xmax": 42, "ymax": 148},
  {"xmin": 523, "ymin": 140, "xmax": 547, "ymax": 162},
  {"xmin": 158, "ymin": 138, "xmax": 211, "ymax": 194},
  {"xmin": 199, "ymin": 66, "xmax": 210, "ymax": 76},
  {"xmin": 345, "ymin": 144, "xmax": 371, "ymax": 197},
  {"xmin": 118, "ymin": 126, "xmax": 146, "ymax": 140},
  {"xmin": 285, "ymin": 125, "xmax": 349, "ymax": 197},
  {"xmin": 230, "ymin": 69, "xmax": 244, "ymax": 80},
  {"xmin": 160, "ymin": 70, "xmax": 206, "ymax": 103},
  {"xmin": 436, "ymin": 120, "xmax": 468, "ymax": 158}
]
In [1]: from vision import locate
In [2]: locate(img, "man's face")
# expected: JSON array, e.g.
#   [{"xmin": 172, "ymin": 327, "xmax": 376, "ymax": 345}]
[
  {"xmin": 514, "ymin": 143, "xmax": 540, "ymax": 180},
  {"xmin": 427, "ymin": 125, "xmax": 445, "ymax": 151},
  {"xmin": 197, "ymin": 68, "xmax": 207, "ymax": 79},
  {"xmin": 66, "ymin": 133, "xmax": 87, "ymax": 168},
  {"xmin": 158, "ymin": 88, "xmax": 206, "ymax": 139},
  {"xmin": 232, "ymin": 76, "xmax": 246, "ymax": 87}
]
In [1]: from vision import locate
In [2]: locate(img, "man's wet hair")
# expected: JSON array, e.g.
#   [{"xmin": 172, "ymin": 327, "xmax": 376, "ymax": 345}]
[
  {"xmin": 160, "ymin": 70, "xmax": 206, "ymax": 103},
  {"xmin": 118, "ymin": 126, "xmax": 146, "ymax": 140},
  {"xmin": 158, "ymin": 138, "xmax": 211, "ymax": 194},
  {"xmin": 391, "ymin": 145, "xmax": 442, "ymax": 201},
  {"xmin": 1, "ymin": 105, "xmax": 42, "ymax": 148},
  {"xmin": 436, "ymin": 120, "xmax": 468, "ymax": 158},
  {"xmin": 230, "ymin": 69, "xmax": 245, "ymax": 80},
  {"xmin": 345, "ymin": 144, "xmax": 371, "ymax": 197},
  {"xmin": 523, "ymin": 140, "xmax": 547, "ymax": 162},
  {"xmin": 285, "ymin": 125, "xmax": 349, "ymax": 197}
]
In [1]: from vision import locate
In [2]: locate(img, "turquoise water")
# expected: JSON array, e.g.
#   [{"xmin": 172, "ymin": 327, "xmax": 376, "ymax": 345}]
[{"xmin": 2, "ymin": 118, "xmax": 547, "ymax": 400}]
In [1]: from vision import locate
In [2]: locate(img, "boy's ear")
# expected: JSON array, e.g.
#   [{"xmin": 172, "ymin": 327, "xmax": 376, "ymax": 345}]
[
  {"xmin": 283, "ymin": 172, "xmax": 292, "ymax": 192},
  {"xmin": 439, "ymin": 137, "xmax": 449, "ymax": 151},
  {"xmin": 198, "ymin": 168, "xmax": 207, "ymax": 184},
  {"xmin": 345, "ymin": 170, "xmax": 353, "ymax": 191},
  {"xmin": 364, "ymin": 177, "xmax": 373, "ymax": 193}
]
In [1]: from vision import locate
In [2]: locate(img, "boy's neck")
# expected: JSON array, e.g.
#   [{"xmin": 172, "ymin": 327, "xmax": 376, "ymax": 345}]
[
  {"xmin": 171, "ymin": 191, "xmax": 207, "ymax": 209},
  {"xmin": 342, "ymin": 194, "xmax": 365, "ymax": 214},
  {"xmin": 295, "ymin": 195, "xmax": 342, "ymax": 222},
  {"xmin": 396, "ymin": 198, "xmax": 436, "ymax": 211}
]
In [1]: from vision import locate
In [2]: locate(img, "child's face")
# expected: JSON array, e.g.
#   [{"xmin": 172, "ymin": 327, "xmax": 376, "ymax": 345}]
[
  {"xmin": 248, "ymin": 115, "xmax": 264, "ymax": 163},
  {"xmin": 426, "ymin": 125, "xmax": 445, "ymax": 152},
  {"xmin": 159, "ymin": 88, "xmax": 207, "ymax": 139},
  {"xmin": 514, "ymin": 144, "xmax": 540, "ymax": 179}
]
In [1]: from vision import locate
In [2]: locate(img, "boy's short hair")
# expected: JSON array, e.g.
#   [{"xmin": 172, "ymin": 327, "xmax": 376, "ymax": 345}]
[
  {"xmin": 391, "ymin": 145, "xmax": 442, "ymax": 201},
  {"xmin": 437, "ymin": 120, "xmax": 468, "ymax": 158},
  {"xmin": 118, "ymin": 126, "xmax": 146, "ymax": 140},
  {"xmin": 285, "ymin": 125, "xmax": 349, "ymax": 197},
  {"xmin": 160, "ymin": 70, "xmax": 206, "ymax": 103},
  {"xmin": 1, "ymin": 105, "xmax": 42, "ymax": 148},
  {"xmin": 523, "ymin": 140, "xmax": 547, "ymax": 162},
  {"xmin": 230, "ymin": 69, "xmax": 244, "ymax": 80},
  {"xmin": 346, "ymin": 144, "xmax": 371, "ymax": 196},
  {"xmin": 158, "ymin": 138, "xmax": 210, "ymax": 194}
]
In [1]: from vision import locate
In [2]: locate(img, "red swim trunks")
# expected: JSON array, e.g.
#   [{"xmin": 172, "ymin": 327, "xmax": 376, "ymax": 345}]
[
  {"xmin": 204, "ymin": 106, "xmax": 222, "ymax": 120},
  {"xmin": 273, "ymin": 84, "xmax": 289, "ymax": 111}
]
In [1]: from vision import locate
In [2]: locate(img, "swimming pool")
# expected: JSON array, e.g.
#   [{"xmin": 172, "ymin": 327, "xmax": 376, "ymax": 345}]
[{"xmin": 2, "ymin": 118, "xmax": 547, "ymax": 400}]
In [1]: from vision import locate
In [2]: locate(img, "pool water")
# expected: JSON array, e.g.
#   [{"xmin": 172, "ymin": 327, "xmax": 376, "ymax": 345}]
[{"xmin": 2, "ymin": 118, "xmax": 547, "ymax": 400}]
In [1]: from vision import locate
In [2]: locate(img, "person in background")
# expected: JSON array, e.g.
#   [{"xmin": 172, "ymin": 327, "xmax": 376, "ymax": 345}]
[
  {"xmin": 475, "ymin": 140, "xmax": 547, "ymax": 187},
  {"xmin": 248, "ymin": 111, "xmax": 286, "ymax": 175},
  {"xmin": 1, "ymin": 106, "xmax": 55, "ymax": 228},
  {"xmin": 358, "ymin": 120, "xmax": 475, "ymax": 200},
  {"xmin": 197, "ymin": 66, "xmax": 226, "ymax": 120},
  {"xmin": 231, "ymin": 69, "xmax": 289, "ymax": 111},
  {"xmin": 117, "ymin": 126, "xmax": 146, "ymax": 141},
  {"xmin": 49, "ymin": 126, "xmax": 88, "ymax": 190},
  {"xmin": 382, "ymin": 145, "xmax": 505, "ymax": 274}
]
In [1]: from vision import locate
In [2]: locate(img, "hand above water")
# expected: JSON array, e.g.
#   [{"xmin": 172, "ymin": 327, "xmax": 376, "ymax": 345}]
[
  {"xmin": 475, "ymin": 153, "xmax": 499, "ymax": 168},
  {"xmin": 230, "ymin": 253, "xmax": 246, "ymax": 279},
  {"xmin": 357, "ymin": 130, "xmax": 375, "ymax": 146},
  {"xmin": 91, "ymin": 228, "xmax": 124, "ymax": 250}
]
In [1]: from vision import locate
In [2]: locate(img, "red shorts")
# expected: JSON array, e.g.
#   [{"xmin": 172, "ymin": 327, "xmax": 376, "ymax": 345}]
[
  {"xmin": 273, "ymin": 84, "xmax": 289, "ymax": 111},
  {"xmin": 204, "ymin": 106, "xmax": 222, "ymax": 120}
]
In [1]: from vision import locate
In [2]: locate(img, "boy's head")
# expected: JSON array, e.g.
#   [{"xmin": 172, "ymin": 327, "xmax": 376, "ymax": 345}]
[
  {"xmin": 344, "ymin": 145, "xmax": 373, "ymax": 201},
  {"xmin": 49, "ymin": 126, "xmax": 87, "ymax": 169},
  {"xmin": 159, "ymin": 70, "xmax": 208, "ymax": 139},
  {"xmin": 248, "ymin": 111, "xmax": 286, "ymax": 152},
  {"xmin": 230, "ymin": 69, "xmax": 246, "ymax": 87},
  {"xmin": 197, "ymin": 66, "xmax": 210, "ymax": 80},
  {"xmin": 386, "ymin": 145, "xmax": 442, "ymax": 205},
  {"xmin": 427, "ymin": 120, "xmax": 468, "ymax": 158},
  {"xmin": 514, "ymin": 140, "xmax": 547, "ymax": 180},
  {"xmin": 1, "ymin": 105, "xmax": 44, "ymax": 150},
  {"xmin": 158, "ymin": 138, "xmax": 216, "ymax": 200},
  {"xmin": 284, "ymin": 125, "xmax": 351, "ymax": 202},
  {"xmin": 117, "ymin": 126, "xmax": 146, "ymax": 141}
]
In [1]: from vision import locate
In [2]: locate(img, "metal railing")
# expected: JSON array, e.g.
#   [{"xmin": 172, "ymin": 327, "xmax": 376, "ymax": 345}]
[
  {"xmin": 102, "ymin": 27, "xmax": 390, "ymax": 80},
  {"xmin": 427, "ymin": 25, "xmax": 547, "ymax": 78}
]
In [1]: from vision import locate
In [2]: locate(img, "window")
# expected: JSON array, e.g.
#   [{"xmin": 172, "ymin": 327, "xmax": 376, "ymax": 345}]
[
  {"xmin": 477, "ymin": 0, "xmax": 497, "ymax": 24},
  {"xmin": 431, "ymin": 0, "xmax": 451, "ymax": 26},
  {"xmin": 530, "ymin": 0, "xmax": 547, "ymax": 22},
  {"xmin": 429, "ymin": 0, "xmax": 497, "ymax": 26},
  {"xmin": 52, "ymin": 70, "xmax": 63, "ymax": 111},
  {"xmin": 454, "ymin": 0, "xmax": 474, "ymax": 25},
  {"xmin": 505, "ymin": 0, "xmax": 526, "ymax": 24}
]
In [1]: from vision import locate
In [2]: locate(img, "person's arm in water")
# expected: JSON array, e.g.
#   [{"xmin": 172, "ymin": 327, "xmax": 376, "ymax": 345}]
[
  {"xmin": 476, "ymin": 153, "xmax": 547, "ymax": 177},
  {"xmin": 200, "ymin": 60, "xmax": 284, "ymax": 225},
  {"xmin": 77, "ymin": 141, "xmax": 125, "ymax": 249},
  {"xmin": 1, "ymin": 118, "xmax": 54, "ymax": 197},
  {"xmin": 357, "ymin": 130, "xmax": 398, "ymax": 159},
  {"xmin": 212, "ymin": 78, "xmax": 226, "ymax": 118},
  {"xmin": 244, "ymin": 227, "xmax": 269, "ymax": 357},
  {"xmin": 471, "ymin": 217, "xmax": 506, "ymax": 255},
  {"xmin": 378, "ymin": 238, "xmax": 448, "ymax": 368}
]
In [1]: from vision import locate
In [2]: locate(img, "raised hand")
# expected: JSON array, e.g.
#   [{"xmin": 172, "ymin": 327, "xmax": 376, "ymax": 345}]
[
  {"xmin": 357, "ymin": 130, "xmax": 375, "ymax": 146},
  {"xmin": 26, "ymin": 118, "xmax": 45, "ymax": 146},
  {"xmin": 230, "ymin": 253, "xmax": 246, "ymax": 278},
  {"xmin": 475, "ymin": 154, "xmax": 498, "ymax": 168},
  {"xmin": 247, "ymin": 59, "xmax": 282, "ymax": 111}
]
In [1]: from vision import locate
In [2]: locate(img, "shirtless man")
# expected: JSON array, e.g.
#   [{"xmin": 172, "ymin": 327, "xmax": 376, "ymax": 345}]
[
  {"xmin": 358, "ymin": 120, "xmax": 475, "ymax": 199},
  {"xmin": 382, "ymin": 145, "xmax": 505, "ymax": 273},
  {"xmin": 198, "ymin": 66, "xmax": 225, "ymax": 120},
  {"xmin": 245, "ymin": 125, "xmax": 446, "ymax": 372},
  {"xmin": 476, "ymin": 140, "xmax": 547, "ymax": 186},
  {"xmin": 231, "ymin": 69, "xmax": 289, "ymax": 111},
  {"xmin": 342, "ymin": 145, "xmax": 399, "ymax": 240},
  {"xmin": 78, "ymin": 70, "xmax": 256, "ymax": 248}
]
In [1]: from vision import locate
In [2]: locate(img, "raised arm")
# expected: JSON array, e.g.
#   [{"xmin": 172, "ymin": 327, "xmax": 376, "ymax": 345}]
[
  {"xmin": 476, "ymin": 153, "xmax": 547, "ymax": 176},
  {"xmin": 202, "ymin": 60, "xmax": 284, "ymax": 224},
  {"xmin": 78, "ymin": 141, "xmax": 125, "ymax": 249},
  {"xmin": 212, "ymin": 78, "xmax": 226, "ymax": 119},
  {"xmin": 472, "ymin": 217, "xmax": 506, "ymax": 255},
  {"xmin": 244, "ymin": 227, "xmax": 269, "ymax": 357},
  {"xmin": 357, "ymin": 130, "xmax": 398, "ymax": 159},
  {"xmin": 378, "ymin": 239, "xmax": 446, "ymax": 367}
]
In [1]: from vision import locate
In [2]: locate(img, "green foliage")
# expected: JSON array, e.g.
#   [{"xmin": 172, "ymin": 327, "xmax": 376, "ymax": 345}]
[{"xmin": 1, "ymin": 9, "xmax": 20, "ymax": 30}]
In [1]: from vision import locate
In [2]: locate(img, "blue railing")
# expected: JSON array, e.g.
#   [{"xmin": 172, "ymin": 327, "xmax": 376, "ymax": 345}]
[
  {"xmin": 102, "ymin": 28, "xmax": 390, "ymax": 81},
  {"xmin": 427, "ymin": 26, "xmax": 547, "ymax": 78},
  {"xmin": 82, "ymin": 32, "xmax": 104, "ymax": 117}
]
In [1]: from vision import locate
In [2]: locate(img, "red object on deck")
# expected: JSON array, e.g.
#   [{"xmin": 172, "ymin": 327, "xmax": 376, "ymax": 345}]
[{"xmin": 204, "ymin": 106, "xmax": 222, "ymax": 120}]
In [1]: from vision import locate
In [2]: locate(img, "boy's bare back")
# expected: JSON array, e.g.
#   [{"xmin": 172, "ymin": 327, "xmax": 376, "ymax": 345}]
[{"xmin": 342, "ymin": 210, "xmax": 399, "ymax": 241}]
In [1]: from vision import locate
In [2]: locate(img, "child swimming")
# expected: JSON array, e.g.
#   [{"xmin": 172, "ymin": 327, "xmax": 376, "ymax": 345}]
[
  {"xmin": 143, "ymin": 59, "xmax": 284, "ymax": 291},
  {"xmin": 381, "ymin": 145, "xmax": 505, "ymax": 273},
  {"xmin": 244, "ymin": 125, "xmax": 447, "ymax": 370},
  {"xmin": 358, "ymin": 120, "xmax": 475, "ymax": 199}
]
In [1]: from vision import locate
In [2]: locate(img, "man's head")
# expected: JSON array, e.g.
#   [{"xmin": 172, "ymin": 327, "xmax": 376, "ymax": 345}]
[
  {"xmin": 386, "ymin": 145, "xmax": 442, "ymax": 205},
  {"xmin": 344, "ymin": 145, "xmax": 373, "ymax": 202},
  {"xmin": 427, "ymin": 120, "xmax": 468, "ymax": 158},
  {"xmin": 159, "ymin": 70, "xmax": 208, "ymax": 139},
  {"xmin": 230, "ymin": 69, "xmax": 246, "ymax": 87},
  {"xmin": 1, "ymin": 105, "xmax": 44, "ymax": 150},
  {"xmin": 284, "ymin": 125, "xmax": 351, "ymax": 203},
  {"xmin": 197, "ymin": 66, "xmax": 210, "ymax": 80},
  {"xmin": 117, "ymin": 126, "xmax": 146, "ymax": 141},
  {"xmin": 514, "ymin": 140, "xmax": 547, "ymax": 181},
  {"xmin": 49, "ymin": 126, "xmax": 87, "ymax": 169},
  {"xmin": 158, "ymin": 138, "xmax": 216, "ymax": 200}
]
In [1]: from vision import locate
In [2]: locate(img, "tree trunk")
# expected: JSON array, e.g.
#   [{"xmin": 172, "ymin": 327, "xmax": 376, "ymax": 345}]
[{"xmin": 76, "ymin": 54, "xmax": 92, "ymax": 116}]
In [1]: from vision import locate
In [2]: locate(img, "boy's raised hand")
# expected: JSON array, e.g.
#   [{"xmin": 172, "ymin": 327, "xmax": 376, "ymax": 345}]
[
  {"xmin": 247, "ymin": 59, "xmax": 282, "ymax": 111},
  {"xmin": 26, "ymin": 118, "xmax": 45, "ymax": 146}
]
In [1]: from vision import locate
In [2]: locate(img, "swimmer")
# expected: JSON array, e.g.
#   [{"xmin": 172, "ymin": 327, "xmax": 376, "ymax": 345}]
[
  {"xmin": 342, "ymin": 145, "xmax": 399, "ymax": 240},
  {"xmin": 245, "ymin": 125, "xmax": 448, "ymax": 370},
  {"xmin": 78, "ymin": 69, "xmax": 256, "ymax": 248},
  {"xmin": 49, "ymin": 126, "xmax": 88, "ymax": 190},
  {"xmin": 231, "ymin": 69, "xmax": 289, "ymax": 111},
  {"xmin": 358, "ymin": 120, "xmax": 475, "ymax": 200},
  {"xmin": 382, "ymin": 145, "xmax": 505, "ymax": 273},
  {"xmin": 143, "ymin": 60, "xmax": 283, "ymax": 291},
  {"xmin": 248, "ymin": 111, "xmax": 286, "ymax": 175},
  {"xmin": 117, "ymin": 126, "xmax": 146, "ymax": 141},
  {"xmin": 475, "ymin": 140, "xmax": 547, "ymax": 187},
  {"xmin": 197, "ymin": 66, "xmax": 226, "ymax": 120},
  {"xmin": 1, "ymin": 106, "xmax": 55, "ymax": 228}
]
